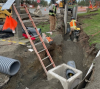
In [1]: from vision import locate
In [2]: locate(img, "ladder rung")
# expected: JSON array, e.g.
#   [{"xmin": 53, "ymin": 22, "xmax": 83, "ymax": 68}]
[
  {"xmin": 23, "ymin": 20, "xmax": 31, "ymax": 23},
  {"xmin": 46, "ymin": 63, "xmax": 53, "ymax": 69},
  {"xmin": 35, "ymin": 41, "xmax": 42, "ymax": 46},
  {"xmin": 19, "ymin": 37, "xmax": 25, "ymax": 40},
  {"xmin": 31, "ymin": 35, "xmax": 39, "ymax": 38},
  {"xmin": 16, "ymin": 6, "xmax": 25, "ymax": 8},
  {"xmin": 19, "ymin": 14, "xmax": 28, "ymax": 16},
  {"xmin": 42, "ymin": 56, "xmax": 49, "ymax": 61},
  {"xmin": 28, "ymin": 28, "xmax": 34, "ymax": 30},
  {"xmin": 38, "ymin": 49, "xmax": 47, "ymax": 53},
  {"xmin": 27, "ymin": 45, "xmax": 32, "ymax": 48}
]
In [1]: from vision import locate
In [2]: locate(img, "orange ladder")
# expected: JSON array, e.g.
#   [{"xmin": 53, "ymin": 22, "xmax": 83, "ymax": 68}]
[{"xmin": 13, "ymin": 4, "xmax": 56, "ymax": 74}]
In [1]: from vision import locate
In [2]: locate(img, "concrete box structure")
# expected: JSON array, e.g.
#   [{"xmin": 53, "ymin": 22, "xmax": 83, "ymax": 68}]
[{"xmin": 47, "ymin": 63, "xmax": 82, "ymax": 89}]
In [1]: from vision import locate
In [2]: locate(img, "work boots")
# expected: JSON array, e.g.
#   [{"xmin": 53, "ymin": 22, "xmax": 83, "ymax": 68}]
[{"xmin": 73, "ymin": 38, "xmax": 77, "ymax": 42}]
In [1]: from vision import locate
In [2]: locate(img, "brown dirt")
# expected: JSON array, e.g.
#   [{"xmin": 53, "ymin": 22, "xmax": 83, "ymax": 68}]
[
  {"xmin": 0, "ymin": 13, "xmax": 97, "ymax": 89},
  {"xmin": 78, "ymin": 13, "xmax": 98, "ymax": 19},
  {"xmin": 0, "ymin": 34, "xmax": 64, "ymax": 89},
  {"xmin": 77, "ymin": 12, "xmax": 100, "ymax": 89},
  {"xmin": 84, "ymin": 55, "xmax": 100, "ymax": 89}
]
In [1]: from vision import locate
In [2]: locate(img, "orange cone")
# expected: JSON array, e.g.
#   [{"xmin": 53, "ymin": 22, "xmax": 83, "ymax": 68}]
[
  {"xmin": 44, "ymin": 8, "xmax": 46, "ymax": 11},
  {"xmin": 9, "ymin": 16, "xmax": 17, "ymax": 31},
  {"xmin": 3, "ymin": 16, "xmax": 17, "ymax": 32},
  {"xmin": 3, "ymin": 16, "xmax": 10, "ymax": 30}
]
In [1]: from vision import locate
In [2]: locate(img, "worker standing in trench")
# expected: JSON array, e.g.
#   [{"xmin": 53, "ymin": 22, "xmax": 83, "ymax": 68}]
[
  {"xmin": 69, "ymin": 17, "xmax": 78, "ymax": 42},
  {"xmin": 49, "ymin": 3, "xmax": 58, "ymax": 32}
]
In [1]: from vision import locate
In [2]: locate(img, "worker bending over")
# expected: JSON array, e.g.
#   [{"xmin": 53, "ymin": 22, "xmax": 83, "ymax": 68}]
[
  {"xmin": 49, "ymin": 3, "xmax": 58, "ymax": 32},
  {"xmin": 69, "ymin": 17, "xmax": 77, "ymax": 42}
]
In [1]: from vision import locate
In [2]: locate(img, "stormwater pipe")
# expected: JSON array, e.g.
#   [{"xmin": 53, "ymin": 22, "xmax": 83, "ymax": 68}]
[
  {"xmin": 67, "ymin": 61, "xmax": 76, "ymax": 68},
  {"xmin": 66, "ymin": 61, "xmax": 76, "ymax": 79},
  {"xmin": 0, "ymin": 56, "xmax": 20, "ymax": 76}
]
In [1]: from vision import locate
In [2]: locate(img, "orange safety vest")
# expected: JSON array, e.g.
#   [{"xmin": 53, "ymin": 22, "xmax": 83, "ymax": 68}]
[{"xmin": 70, "ymin": 20, "xmax": 76, "ymax": 29}]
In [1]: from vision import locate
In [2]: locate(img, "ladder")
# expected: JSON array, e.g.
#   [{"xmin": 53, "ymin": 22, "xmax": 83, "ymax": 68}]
[{"xmin": 13, "ymin": 4, "xmax": 56, "ymax": 74}]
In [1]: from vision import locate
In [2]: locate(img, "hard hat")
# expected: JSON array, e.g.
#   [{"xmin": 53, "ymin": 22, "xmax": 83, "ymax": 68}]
[
  {"xmin": 71, "ymin": 17, "xmax": 75, "ymax": 19},
  {"xmin": 55, "ymin": 1, "xmax": 59, "ymax": 6}
]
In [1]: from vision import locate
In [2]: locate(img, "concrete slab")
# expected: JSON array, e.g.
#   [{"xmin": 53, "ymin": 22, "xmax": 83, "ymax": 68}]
[{"xmin": 47, "ymin": 63, "xmax": 82, "ymax": 89}]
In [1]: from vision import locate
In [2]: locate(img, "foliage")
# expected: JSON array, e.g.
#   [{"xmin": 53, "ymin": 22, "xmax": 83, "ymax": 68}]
[
  {"xmin": 39, "ymin": 0, "xmax": 48, "ymax": 6},
  {"xmin": 0, "ymin": 0, "xmax": 7, "ymax": 3},
  {"xmin": 78, "ymin": 0, "xmax": 98, "ymax": 6},
  {"xmin": 78, "ymin": 0, "xmax": 89, "ymax": 6},
  {"xmin": 49, "ymin": 1, "xmax": 52, "ymax": 6},
  {"xmin": 37, "ymin": 22, "xmax": 50, "ymax": 33},
  {"xmin": 21, "ymin": 0, "xmax": 48, "ymax": 7}
]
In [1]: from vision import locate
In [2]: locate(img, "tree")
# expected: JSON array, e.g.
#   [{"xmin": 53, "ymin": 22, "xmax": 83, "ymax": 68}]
[
  {"xmin": 49, "ymin": 0, "xmax": 52, "ymax": 6},
  {"xmin": 78, "ymin": 0, "xmax": 89, "ymax": 6},
  {"xmin": 40, "ymin": 0, "xmax": 48, "ymax": 6},
  {"xmin": 0, "ymin": 0, "xmax": 7, "ymax": 3}
]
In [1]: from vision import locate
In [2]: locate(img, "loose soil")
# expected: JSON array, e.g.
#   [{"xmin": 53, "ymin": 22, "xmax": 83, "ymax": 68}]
[{"xmin": 0, "ymin": 13, "xmax": 97, "ymax": 89}]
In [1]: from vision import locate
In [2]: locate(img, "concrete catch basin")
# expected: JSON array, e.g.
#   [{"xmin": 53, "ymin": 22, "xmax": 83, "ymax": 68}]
[{"xmin": 47, "ymin": 63, "xmax": 82, "ymax": 89}]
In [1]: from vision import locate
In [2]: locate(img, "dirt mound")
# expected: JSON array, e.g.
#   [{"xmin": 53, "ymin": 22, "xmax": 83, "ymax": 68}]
[
  {"xmin": 62, "ymin": 40, "xmax": 87, "ymax": 77},
  {"xmin": 85, "ymin": 55, "xmax": 100, "ymax": 89},
  {"xmin": 0, "ymin": 44, "xmax": 45, "ymax": 89},
  {"xmin": 29, "ymin": 79, "xmax": 63, "ymax": 89},
  {"xmin": 78, "ymin": 13, "xmax": 98, "ymax": 19}
]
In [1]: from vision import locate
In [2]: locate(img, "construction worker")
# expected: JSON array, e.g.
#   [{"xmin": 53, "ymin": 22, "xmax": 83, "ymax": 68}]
[
  {"xmin": 69, "ymin": 17, "xmax": 77, "ymax": 42},
  {"xmin": 49, "ymin": 3, "xmax": 58, "ymax": 32}
]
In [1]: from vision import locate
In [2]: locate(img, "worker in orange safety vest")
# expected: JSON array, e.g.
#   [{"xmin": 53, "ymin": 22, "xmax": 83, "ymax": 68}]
[{"xmin": 69, "ymin": 17, "xmax": 77, "ymax": 42}]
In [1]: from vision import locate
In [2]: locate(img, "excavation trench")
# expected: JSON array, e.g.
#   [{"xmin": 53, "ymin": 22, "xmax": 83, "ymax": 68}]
[
  {"xmin": 0, "ymin": 14, "xmax": 97, "ymax": 89},
  {"xmin": 0, "ymin": 30, "xmax": 96, "ymax": 89}
]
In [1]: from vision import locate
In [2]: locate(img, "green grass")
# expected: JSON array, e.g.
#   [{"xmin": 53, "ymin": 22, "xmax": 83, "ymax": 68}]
[
  {"xmin": 37, "ymin": 22, "xmax": 57, "ymax": 38},
  {"xmin": 78, "ymin": 9, "xmax": 100, "ymax": 45},
  {"xmin": 78, "ymin": 9, "xmax": 100, "ymax": 16},
  {"xmin": 37, "ymin": 22, "xmax": 50, "ymax": 33}
]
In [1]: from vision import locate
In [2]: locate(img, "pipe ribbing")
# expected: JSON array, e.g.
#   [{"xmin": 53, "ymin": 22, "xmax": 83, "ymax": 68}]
[
  {"xmin": 0, "ymin": 56, "xmax": 20, "ymax": 75},
  {"xmin": 66, "ymin": 61, "xmax": 76, "ymax": 79},
  {"xmin": 67, "ymin": 61, "xmax": 76, "ymax": 68}
]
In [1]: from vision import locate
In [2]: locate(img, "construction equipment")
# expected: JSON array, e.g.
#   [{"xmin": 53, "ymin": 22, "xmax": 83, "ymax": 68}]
[
  {"xmin": 74, "ymin": 27, "xmax": 80, "ymax": 41},
  {"xmin": 59, "ymin": 0, "xmax": 77, "ymax": 17},
  {"xmin": 87, "ymin": 1, "xmax": 98, "ymax": 12},
  {"xmin": 59, "ymin": 0, "xmax": 77, "ymax": 11},
  {"xmin": 0, "ymin": 3, "xmax": 12, "ymax": 22},
  {"xmin": 13, "ymin": 4, "xmax": 56, "ymax": 74},
  {"xmin": 42, "ymin": 33, "xmax": 53, "ymax": 45},
  {"xmin": 59, "ymin": 1, "xmax": 64, "ymax": 8},
  {"xmin": 62, "ymin": 0, "xmax": 78, "ymax": 34}
]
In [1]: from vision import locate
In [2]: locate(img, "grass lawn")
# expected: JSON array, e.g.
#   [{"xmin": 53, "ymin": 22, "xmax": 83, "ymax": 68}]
[
  {"xmin": 78, "ymin": 9, "xmax": 100, "ymax": 45},
  {"xmin": 37, "ymin": 22, "xmax": 50, "ymax": 33},
  {"xmin": 37, "ymin": 22, "xmax": 57, "ymax": 38}
]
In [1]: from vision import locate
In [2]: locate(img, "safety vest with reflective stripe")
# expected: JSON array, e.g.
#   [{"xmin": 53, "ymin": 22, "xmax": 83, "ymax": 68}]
[
  {"xmin": 49, "ymin": 6, "xmax": 56, "ymax": 16},
  {"xmin": 70, "ymin": 20, "xmax": 76, "ymax": 29}
]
